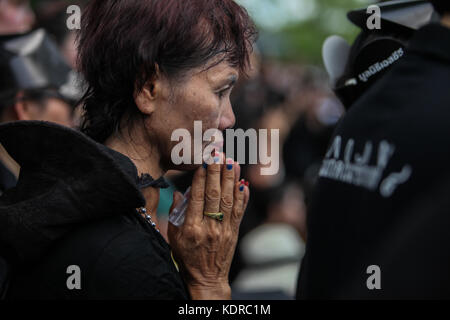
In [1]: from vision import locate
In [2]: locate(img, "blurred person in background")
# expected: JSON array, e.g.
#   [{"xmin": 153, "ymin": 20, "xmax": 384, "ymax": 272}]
[
  {"xmin": 283, "ymin": 95, "xmax": 344, "ymax": 201},
  {"xmin": 297, "ymin": 0, "xmax": 450, "ymax": 299},
  {"xmin": 0, "ymin": 29, "xmax": 81, "ymax": 194},
  {"xmin": 0, "ymin": 0, "xmax": 35, "ymax": 35},
  {"xmin": 232, "ymin": 181, "xmax": 306, "ymax": 299},
  {"xmin": 282, "ymin": 65, "xmax": 344, "ymax": 204},
  {"xmin": 33, "ymin": 0, "xmax": 86, "ymax": 127},
  {"xmin": 34, "ymin": 0, "xmax": 81, "ymax": 69}
]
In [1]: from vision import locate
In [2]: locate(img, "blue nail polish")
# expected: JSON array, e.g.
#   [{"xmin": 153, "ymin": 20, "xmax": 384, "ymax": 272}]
[
  {"xmin": 203, "ymin": 163, "xmax": 208, "ymax": 169},
  {"xmin": 239, "ymin": 185, "xmax": 244, "ymax": 192},
  {"xmin": 214, "ymin": 157, "xmax": 220, "ymax": 164},
  {"xmin": 227, "ymin": 163, "xmax": 233, "ymax": 170}
]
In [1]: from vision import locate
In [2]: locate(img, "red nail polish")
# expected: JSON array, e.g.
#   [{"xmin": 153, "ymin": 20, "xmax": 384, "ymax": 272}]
[
  {"xmin": 245, "ymin": 181, "xmax": 250, "ymax": 187},
  {"xmin": 240, "ymin": 179, "xmax": 245, "ymax": 185}
]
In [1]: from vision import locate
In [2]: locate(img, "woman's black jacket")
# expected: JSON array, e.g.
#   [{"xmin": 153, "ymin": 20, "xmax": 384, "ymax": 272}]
[{"xmin": 0, "ymin": 121, "xmax": 189, "ymax": 299}]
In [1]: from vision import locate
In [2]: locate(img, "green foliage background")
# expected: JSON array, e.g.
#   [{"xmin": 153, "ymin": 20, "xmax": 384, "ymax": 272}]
[{"xmin": 241, "ymin": 0, "xmax": 372, "ymax": 65}]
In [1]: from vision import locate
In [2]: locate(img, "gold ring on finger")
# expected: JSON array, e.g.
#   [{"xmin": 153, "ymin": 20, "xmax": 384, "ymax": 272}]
[{"xmin": 203, "ymin": 212, "xmax": 224, "ymax": 222}]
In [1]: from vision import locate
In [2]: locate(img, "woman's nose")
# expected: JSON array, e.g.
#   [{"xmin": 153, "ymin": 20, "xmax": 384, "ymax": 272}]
[{"xmin": 218, "ymin": 102, "xmax": 236, "ymax": 131}]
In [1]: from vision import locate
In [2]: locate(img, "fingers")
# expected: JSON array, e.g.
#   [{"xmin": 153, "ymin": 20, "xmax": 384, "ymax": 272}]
[
  {"xmin": 203, "ymin": 152, "xmax": 223, "ymax": 217},
  {"xmin": 243, "ymin": 183, "xmax": 250, "ymax": 213},
  {"xmin": 230, "ymin": 180, "xmax": 249, "ymax": 232},
  {"xmin": 234, "ymin": 162, "xmax": 241, "ymax": 184},
  {"xmin": 184, "ymin": 152, "xmax": 249, "ymax": 231},
  {"xmin": 219, "ymin": 158, "xmax": 236, "ymax": 216},
  {"xmin": 184, "ymin": 165, "xmax": 206, "ymax": 226}
]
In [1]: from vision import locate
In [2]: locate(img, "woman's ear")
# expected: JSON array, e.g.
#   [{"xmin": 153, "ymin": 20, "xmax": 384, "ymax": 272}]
[
  {"xmin": 134, "ymin": 82, "xmax": 157, "ymax": 116},
  {"xmin": 14, "ymin": 100, "xmax": 31, "ymax": 121},
  {"xmin": 13, "ymin": 92, "xmax": 37, "ymax": 121},
  {"xmin": 135, "ymin": 66, "xmax": 166, "ymax": 116}
]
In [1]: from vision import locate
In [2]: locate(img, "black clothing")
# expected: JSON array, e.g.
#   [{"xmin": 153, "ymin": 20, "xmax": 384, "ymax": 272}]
[
  {"xmin": 0, "ymin": 160, "xmax": 16, "ymax": 195},
  {"xmin": 297, "ymin": 24, "xmax": 450, "ymax": 299},
  {"xmin": 430, "ymin": 1, "xmax": 450, "ymax": 15},
  {"xmin": 0, "ymin": 121, "xmax": 188, "ymax": 299},
  {"xmin": 283, "ymin": 116, "xmax": 335, "ymax": 199}
]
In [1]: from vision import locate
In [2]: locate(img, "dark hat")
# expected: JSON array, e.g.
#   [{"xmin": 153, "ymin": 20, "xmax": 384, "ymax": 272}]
[
  {"xmin": 0, "ymin": 29, "xmax": 82, "ymax": 105},
  {"xmin": 429, "ymin": 0, "xmax": 450, "ymax": 15},
  {"xmin": 348, "ymin": 0, "xmax": 438, "ymax": 32},
  {"xmin": 323, "ymin": 0, "xmax": 438, "ymax": 108}
]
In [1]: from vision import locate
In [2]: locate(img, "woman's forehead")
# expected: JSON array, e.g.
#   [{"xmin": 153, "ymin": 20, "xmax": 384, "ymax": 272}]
[{"xmin": 203, "ymin": 62, "xmax": 239, "ymax": 83}]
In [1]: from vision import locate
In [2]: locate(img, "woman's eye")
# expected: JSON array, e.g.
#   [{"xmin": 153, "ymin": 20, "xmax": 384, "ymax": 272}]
[{"xmin": 217, "ymin": 87, "xmax": 231, "ymax": 99}]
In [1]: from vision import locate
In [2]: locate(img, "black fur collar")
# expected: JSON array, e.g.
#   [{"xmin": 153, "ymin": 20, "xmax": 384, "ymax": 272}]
[{"xmin": 0, "ymin": 121, "xmax": 146, "ymax": 263}]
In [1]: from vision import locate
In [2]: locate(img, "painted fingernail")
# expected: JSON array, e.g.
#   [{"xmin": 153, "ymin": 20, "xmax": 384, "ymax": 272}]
[
  {"xmin": 240, "ymin": 179, "xmax": 245, "ymax": 185},
  {"xmin": 226, "ymin": 158, "xmax": 233, "ymax": 170},
  {"xmin": 245, "ymin": 181, "xmax": 250, "ymax": 187},
  {"xmin": 203, "ymin": 163, "xmax": 208, "ymax": 169},
  {"xmin": 239, "ymin": 185, "xmax": 244, "ymax": 192},
  {"xmin": 214, "ymin": 156, "xmax": 220, "ymax": 164}
]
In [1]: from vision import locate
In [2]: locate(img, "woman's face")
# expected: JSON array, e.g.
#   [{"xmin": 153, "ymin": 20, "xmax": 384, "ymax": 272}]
[
  {"xmin": 142, "ymin": 61, "xmax": 239, "ymax": 171},
  {"xmin": 0, "ymin": 0, "xmax": 35, "ymax": 35}
]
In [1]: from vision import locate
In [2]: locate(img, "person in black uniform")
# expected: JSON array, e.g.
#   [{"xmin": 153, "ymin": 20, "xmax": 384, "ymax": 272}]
[{"xmin": 297, "ymin": 0, "xmax": 450, "ymax": 299}]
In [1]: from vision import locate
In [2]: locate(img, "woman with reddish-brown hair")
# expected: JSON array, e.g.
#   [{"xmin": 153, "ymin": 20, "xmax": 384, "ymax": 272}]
[{"xmin": 0, "ymin": 0, "xmax": 255, "ymax": 300}]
